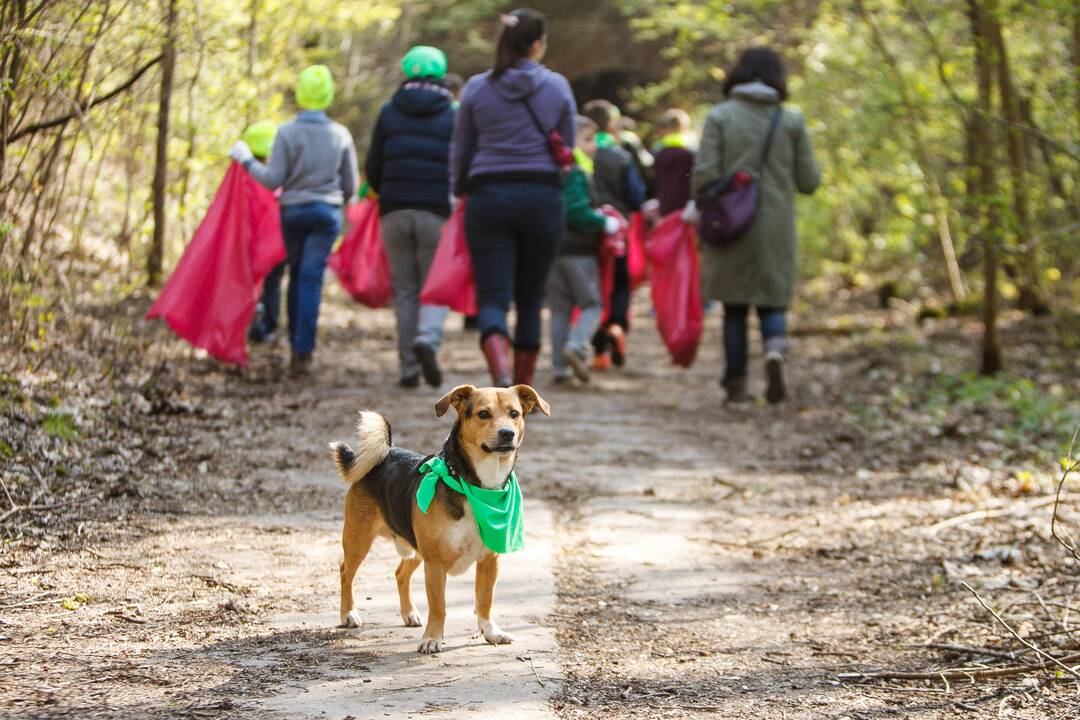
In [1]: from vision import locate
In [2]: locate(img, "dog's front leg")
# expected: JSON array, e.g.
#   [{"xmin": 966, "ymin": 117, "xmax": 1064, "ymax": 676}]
[
  {"xmin": 418, "ymin": 561, "xmax": 448, "ymax": 654},
  {"xmin": 475, "ymin": 553, "xmax": 513, "ymax": 645}
]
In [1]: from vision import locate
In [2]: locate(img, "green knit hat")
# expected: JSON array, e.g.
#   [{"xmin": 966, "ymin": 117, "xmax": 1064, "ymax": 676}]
[
  {"xmin": 401, "ymin": 45, "xmax": 447, "ymax": 80},
  {"xmin": 241, "ymin": 121, "xmax": 277, "ymax": 158},
  {"xmin": 296, "ymin": 65, "xmax": 334, "ymax": 110}
]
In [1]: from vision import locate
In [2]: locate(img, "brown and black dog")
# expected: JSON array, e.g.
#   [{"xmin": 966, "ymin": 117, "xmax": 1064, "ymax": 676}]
[{"xmin": 329, "ymin": 384, "xmax": 550, "ymax": 654}]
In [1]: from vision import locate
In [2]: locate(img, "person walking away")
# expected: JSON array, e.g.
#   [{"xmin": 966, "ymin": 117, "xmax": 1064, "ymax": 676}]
[
  {"xmin": 365, "ymin": 46, "xmax": 455, "ymax": 388},
  {"xmin": 231, "ymin": 65, "xmax": 359, "ymax": 376},
  {"xmin": 689, "ymin": 47, "xmax": 820, "ymax": 404},
  {"xmin": 617, "ymin": 115, "xmax": 655, "ymax": 197},
  {"xmin": 581, "ymin": 99, "xmax": 646, "ymax": 370},
  {"xmin": 652, "ymin": 108, "xmax": 695, "ymax": 217},
  {"xmin": 547, "ymin": 116, "xmax": 619, "ymax": 384},
  {"xmin": 241, "ymin": 120, "xmax": 287, "ymax": 345},
  {"xmin": 451, "ymin": 8, "xmax": 577, "ymax": 387}
]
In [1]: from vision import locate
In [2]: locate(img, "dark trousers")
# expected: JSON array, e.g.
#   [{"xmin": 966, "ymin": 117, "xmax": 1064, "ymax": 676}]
[
  {"xmin": 722, "ymin": 303, "xmax": 786, "ymax": 382},
  {"xmin": 464, "ymin": 182, "xmax": 564, "ymax": 350},
  {"xmin": 593, "ymin": 255, "xmax": 631, "ymax": 353},
  {"xmin": 251, "ymin": 261, "xmax": 286, "ymax": 339},
  {"xmin": 280, "ymin": 202, "xmax": 342, "ymax": 355}
]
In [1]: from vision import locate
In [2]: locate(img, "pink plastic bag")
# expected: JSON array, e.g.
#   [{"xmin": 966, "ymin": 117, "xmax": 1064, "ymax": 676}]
[
  {"xmin": 597, "ymin": 206, "xmax": 628, "ymax": 328},
  {"xmin": 645, "ymin": 211, "xmax": 703, "ymax": 368},
  {"xmin": 328, "ymin": 200, "xmax": 393, "ymax": 308},
  {"xmin": 147, "ymin": 162, "xmax": 285, "ymax": 366},
  {"xmin": 420, "ymin": 202, "xmax": 477, "ymax": 316}
]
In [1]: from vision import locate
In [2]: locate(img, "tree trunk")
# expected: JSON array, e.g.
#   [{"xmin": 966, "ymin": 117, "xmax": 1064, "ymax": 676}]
[
  {"xmin": 0, "ymin": 0, "xmax": 29, "ymax": 214},
  {"xmin": 148, "ymin": 0, "xmax": 177, "ymax": 287},
  {"xmin": 985, "ymin": 1, "xmax": 1044, "ymax": 314},
  {"xmin": 968, "ymin": 0, "xmax": 1002, "ymax": 374},
  {"xmin": 855, "ymin": 0, "xmax": 966, "ymax": 305}
]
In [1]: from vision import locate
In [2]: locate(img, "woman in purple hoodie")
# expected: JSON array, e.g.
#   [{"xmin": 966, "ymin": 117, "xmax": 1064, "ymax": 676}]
[{"xmin": 450, "ymin": 8, "xmax": 577, "ymax": 387}]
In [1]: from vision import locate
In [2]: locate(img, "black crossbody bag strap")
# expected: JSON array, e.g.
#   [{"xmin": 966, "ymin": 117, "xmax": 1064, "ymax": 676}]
[
  {"xmin": 519, "ymin": 94, "xmax": 548, "ymax": 139},
  {"xmin": 756, "ymin": 107, "xmax": 783, "ymax": 175}
]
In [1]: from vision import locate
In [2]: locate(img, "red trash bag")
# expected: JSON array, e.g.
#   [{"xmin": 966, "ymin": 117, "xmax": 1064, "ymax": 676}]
[
  {"xmin": 596, "ymin": 206, "xmax": 628, "ymax": 327},
  {"xmin": 645, "ymin": 211, "xmax": 703, "ymax": 368},
  {"xmin": 420, "ymin": 201, "xmax": 476, "ymax": 316},
  {"xmin": 147, "ymin": 162, "xmax": 284, "ymax": 366},
  {"xmin": 627, "ymin": 211, "xmax": 648, "ymax": 289},
  {"xmin": 328, "ymin": 199, "xmax": 393, "ymax": 308}
]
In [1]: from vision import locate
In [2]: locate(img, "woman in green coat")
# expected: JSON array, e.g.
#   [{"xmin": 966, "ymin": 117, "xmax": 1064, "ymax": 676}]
[{"xmin": 690, "ymin": 47, "xmax": 820, "ymax": 404}]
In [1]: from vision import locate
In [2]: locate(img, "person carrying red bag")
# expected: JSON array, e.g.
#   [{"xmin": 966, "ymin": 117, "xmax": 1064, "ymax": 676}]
[
  {"xmin": 230, "ymin": 65, "xmax": 359, "ymax": 377},
  {"xmin": 364, "ymin": 46, "xmax": 455, "ymax": 388},
  {"xmin": 545, "ymin": 116, "xmax": 621, "ymax": 385}
]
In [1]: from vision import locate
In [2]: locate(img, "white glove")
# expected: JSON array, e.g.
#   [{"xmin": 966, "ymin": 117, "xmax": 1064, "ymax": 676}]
[
  {"xmin": 681, "ymin": 200, "xmax": 700, "ymax": 224},
  {"xmin": 229, "ymin": 140, "xmax": 254, "ymax": 165},
  {"xmin": 603, "ymin": 215, "xmax": 621, "ymax": 235},
  {"xmin": 450, "ymin": 194, "xmax": 462, "ymax": 212}
]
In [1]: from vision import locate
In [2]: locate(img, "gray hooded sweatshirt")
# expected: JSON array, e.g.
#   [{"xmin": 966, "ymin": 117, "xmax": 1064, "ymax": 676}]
[{"xmin": 450, "ymin": 60, "xmax": 577, "ymax": 196}]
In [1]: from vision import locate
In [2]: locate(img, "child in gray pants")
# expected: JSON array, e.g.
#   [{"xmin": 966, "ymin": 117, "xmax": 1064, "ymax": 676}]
[{"xmin": 548, "ymin": 117, "xmax": 620, "ymax": 383}]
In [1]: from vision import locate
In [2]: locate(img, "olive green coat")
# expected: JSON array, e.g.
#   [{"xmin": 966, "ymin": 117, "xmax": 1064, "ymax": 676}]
[{"xmin": 692, "ymin": 83, "xmax": 820, "ymax": 307}]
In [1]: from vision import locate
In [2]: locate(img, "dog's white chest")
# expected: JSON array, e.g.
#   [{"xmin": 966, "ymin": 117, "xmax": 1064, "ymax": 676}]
[{"xmin": 447, "ymin": 504, "xmax": 487, "ymax": 576}]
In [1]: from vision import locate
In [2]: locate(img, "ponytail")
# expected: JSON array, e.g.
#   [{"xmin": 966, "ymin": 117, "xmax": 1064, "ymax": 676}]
[{"xmin": 492, "ymin": 8, "xmax": 546, "ymax": 79}]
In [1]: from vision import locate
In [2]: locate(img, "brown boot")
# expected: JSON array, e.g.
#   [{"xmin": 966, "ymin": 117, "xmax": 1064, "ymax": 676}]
[
  {"xmin": 513, "ymin": 348, "xmax": 539, "ymax": 386},
  {"xmin": 481, "ymin": 334, "xmax": 513, "ymax": 387}
]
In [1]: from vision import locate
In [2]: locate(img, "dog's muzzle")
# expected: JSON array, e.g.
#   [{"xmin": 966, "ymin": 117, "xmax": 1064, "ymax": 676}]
[{"xmin": 482, "ymin": 429, "xmax": 517, "ymax": 454}]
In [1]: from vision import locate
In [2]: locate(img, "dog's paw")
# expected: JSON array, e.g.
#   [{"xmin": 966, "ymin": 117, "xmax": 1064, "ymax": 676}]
[
  {"xmin": 402, "ymin": 610, "xmax": 422, "ymax": 627},
  {"xmin": 417, "ymin": 636, "xmax": 444, "ymax": 654},
  {"xmin": 340, "ymin": 610, "xmax": 362, "ymax": 628},
  {"xmin": 480, "ymin": 621, "xmax": 514, "ymax": 646}
]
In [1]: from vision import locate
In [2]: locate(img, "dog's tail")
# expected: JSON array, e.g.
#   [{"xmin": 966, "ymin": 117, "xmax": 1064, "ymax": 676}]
[{"xmin": 329, "ymin": 410, "xmax": 392, "ymax": 484}]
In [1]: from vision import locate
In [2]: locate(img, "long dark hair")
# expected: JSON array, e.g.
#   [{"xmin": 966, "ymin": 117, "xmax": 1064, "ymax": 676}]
[
  {"xmin": 722, "ymin": 47, "xmax": 788, "ymax": 101},
  {"xmin": 492, "ymin": 8, "xmax": 546, "ymax": 79}
]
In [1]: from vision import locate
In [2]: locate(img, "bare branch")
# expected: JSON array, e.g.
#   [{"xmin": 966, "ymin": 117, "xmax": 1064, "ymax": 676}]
[{"xmin": 6, "ymin": 53, "xmax": 162, "ymax": 144}]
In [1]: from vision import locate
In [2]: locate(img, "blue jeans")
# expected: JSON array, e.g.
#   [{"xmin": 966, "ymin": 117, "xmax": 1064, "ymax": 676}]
[
  {"xmin": 723, "ymin": 304, "xmax": 786, "ymax": 383},
  {"xmin": 281, "ymin": 202, "xmax": 341, "ymax": 355},
  {"xmin": 465, "ymin": 181, "xmax": 564, "ymax": 350}
]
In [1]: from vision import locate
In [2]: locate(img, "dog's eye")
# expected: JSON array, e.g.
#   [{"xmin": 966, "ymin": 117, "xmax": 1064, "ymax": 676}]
[
  {"xmin": 509, "ymin": 410, "xmax": 520, "ymax": 419},
  {"xmin": 477, "ymin": 410, "xmax": 492, "ymax": 420}
]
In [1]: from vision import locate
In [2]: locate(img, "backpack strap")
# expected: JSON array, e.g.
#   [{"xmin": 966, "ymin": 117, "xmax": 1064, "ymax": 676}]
[
  {"xmin": 519, "ymin": 94, "xmax": 549, "ymax": 139},
  {"xmin": 756, "ymin": 107, "xmax": 783, "ymax": 174}
]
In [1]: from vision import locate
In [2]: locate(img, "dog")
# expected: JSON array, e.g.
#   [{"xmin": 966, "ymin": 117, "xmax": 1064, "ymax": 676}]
[{"xmin": 329, "ymin": 384, "xmax": 550, "ymax": 654}]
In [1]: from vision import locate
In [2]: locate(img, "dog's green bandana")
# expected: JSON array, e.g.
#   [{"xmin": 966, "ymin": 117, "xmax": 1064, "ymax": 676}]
[{"xmin": 416, "ymin": 456, "xmax": 524, "ymax": 554}]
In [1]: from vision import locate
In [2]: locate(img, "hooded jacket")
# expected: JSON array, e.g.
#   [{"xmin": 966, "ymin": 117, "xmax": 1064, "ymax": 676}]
[
  {"xmin": 692, "ymin": 81, "xmax": 821, "ymax": 307},
  {"xmin": 450, "ymin": 60, "xmax": 577, "ymax": 196},
  {"xmin": 365, "ymin": 81, "xmax": 455, "ymax": 217}
]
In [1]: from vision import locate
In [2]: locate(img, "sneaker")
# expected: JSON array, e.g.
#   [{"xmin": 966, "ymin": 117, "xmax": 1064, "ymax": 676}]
[
  {"xmin": 399, "ymin": 374, "xmax": 420, "ymax": 389},
  {"xmin": 592, "ymin": 352, "xmax": 612, "ymax": 371},
  {"xmin": 412, "ymin": 342, "xmax": 442, "ymax": 387},
  {"xmin": 562, "ymin": 348, "xmax": 590, "ymax": 383},
  {"xmin": 289, "ymin": 352, "xmax": 313, "ymax": 377},
  {"xmin": 765, "ymin": 351, "xmax": 786, "ymax": 404},
  {"xmin": 609, "ymin": 326, "xmax": 626, "ymax": 367}
]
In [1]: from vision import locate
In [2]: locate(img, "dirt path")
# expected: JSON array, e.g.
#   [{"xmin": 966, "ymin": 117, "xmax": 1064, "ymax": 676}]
[{"xmin": 3, "ymin": 287, "xmax": 1072, "ymax": 719}]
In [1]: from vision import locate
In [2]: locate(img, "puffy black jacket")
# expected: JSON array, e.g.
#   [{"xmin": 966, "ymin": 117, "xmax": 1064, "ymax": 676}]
[{"xmin": 365, "ymin": 81, "xmax": 455, "ymax": 217}]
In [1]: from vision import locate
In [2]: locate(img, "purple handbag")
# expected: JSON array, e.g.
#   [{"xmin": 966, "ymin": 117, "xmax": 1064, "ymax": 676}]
[{"xmin": 698, "ymin": 107, "xmax": 782, "ymax": 248}]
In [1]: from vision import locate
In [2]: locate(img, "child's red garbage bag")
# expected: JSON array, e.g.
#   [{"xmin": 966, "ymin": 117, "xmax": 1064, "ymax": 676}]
[
  {"xmin": 146, "ymin": 162, "xmax": 284, "ymax": 366},
  {"xmin": 645, "ymin": 211, "xmax": 703, "ymax": 368},
  {"xmin": 627, "ymin": 211, "xmax": 648, "ymax": 289},
  {"xmin": 328, "ymin": 199, "xmax": 393, "ymax": 308},
  {"xmin": 420, "ymin": 201, "xmax": 476, "ymax": 316},
  {"xmin": 597, "ymin": 206, "xmax": 628, "ymax": 327}
]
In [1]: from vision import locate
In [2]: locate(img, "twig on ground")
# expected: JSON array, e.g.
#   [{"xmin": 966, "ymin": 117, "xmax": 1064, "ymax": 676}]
[
  {"xmin": 384, "ymin": 675, "xmax": 461, "ymax": 693},
  {"xmin": 837, "ymin": 652, "xmax": 1080, "ymax": 682},
  {"xmin": 0, "ymin": 501, "xmax": 75, "ymax": 524},
  {"xmin": 518, "ymin": 655, "xmax": 546, "ymax": 688},
  {"xmin": 924, "ymin": 643, "xmax": 1016, "ymax": 662},
  {"xmin": 0, "ymin": 592, "xmax": 62, "ymax": 610},
  {"xmin": 920, "ymin": 494, "xmax": 1071, "ymax": 535},
  {"xmin": 1051, "ymin": 426, "xmax": 1080, "ymax": 562},
  {"xmin": 961, "ymin": 582, "xmax": 1080, "ymax": 680}
]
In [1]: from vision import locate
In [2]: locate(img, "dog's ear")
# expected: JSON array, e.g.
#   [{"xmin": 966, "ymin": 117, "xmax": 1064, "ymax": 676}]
[
  {"xmin": 434, "ymin": 384, "xmax": 475, "ymax": 418},
  {"xmin": 512, "ymin": 384, "xmax": 550, "ymax": 416}
]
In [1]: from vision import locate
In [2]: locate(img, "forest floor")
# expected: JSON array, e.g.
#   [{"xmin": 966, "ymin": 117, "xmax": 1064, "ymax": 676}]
[{"xmin": 2, "ymin": 279, "xmax": 1079, "ymax": 719}]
